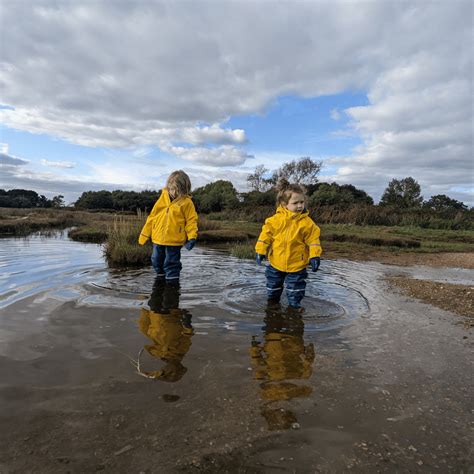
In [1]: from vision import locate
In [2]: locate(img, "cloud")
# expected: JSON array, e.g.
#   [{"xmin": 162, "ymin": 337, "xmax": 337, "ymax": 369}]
[
  {"xmin": 163, "ymin": 145, "xmax": 253, "ymax": 167},
  {"xmin": 0, "ymin": 1, "xmax": 472, "ymax": 198},
  {"xmin": 40, "ymin": 159, "xmax": 76, "ymax": 168},
  {"xmin": 0, "ymin": 150, "xmax": 29, "ymax": 166}
]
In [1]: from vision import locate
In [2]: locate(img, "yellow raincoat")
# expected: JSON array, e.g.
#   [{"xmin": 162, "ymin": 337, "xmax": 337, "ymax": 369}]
[
  {"xmin": 138, "ymin": 308, "xmax": 193, "ymax": 361},
  {"xmin": 138, "ymin": 189, "xmax": 198, "ymax": 246},
  {"xmin": 255, "ymin": 206, "xmax": 322, "ymax": 273},
  {"xmin": 137, "ymin": 307, "xmax": 194, "ymax": 382}
]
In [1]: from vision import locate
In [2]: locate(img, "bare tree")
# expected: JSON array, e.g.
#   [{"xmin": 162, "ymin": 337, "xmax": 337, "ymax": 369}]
[
  {"xmin": 247, "ymin": 165, "xmax": 270, "ymax": 192},
  {"xmin": 273, "ymin": 157, "xmax": 322, "ymax": 185}
]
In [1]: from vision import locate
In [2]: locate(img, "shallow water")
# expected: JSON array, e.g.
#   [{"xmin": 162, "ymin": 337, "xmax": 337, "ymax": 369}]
[{"xmin": 0, "ymin": 231, "xmax": 472, "ymax": 472}]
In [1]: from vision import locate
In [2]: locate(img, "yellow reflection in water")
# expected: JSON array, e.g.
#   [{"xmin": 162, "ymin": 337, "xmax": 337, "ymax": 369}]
[
  {"xmin": 137, "ymin": 278, "xmax": 193, "ymax": 382},
  {"xmin": 250, "ymin": 304, "xmax": 315, "ymax": 430}
]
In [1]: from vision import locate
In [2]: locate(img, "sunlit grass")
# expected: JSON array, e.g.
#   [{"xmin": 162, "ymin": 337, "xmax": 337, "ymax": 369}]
[{"xmin": 104, "ymin": 214, "xmax": 151, "ymax": 267}]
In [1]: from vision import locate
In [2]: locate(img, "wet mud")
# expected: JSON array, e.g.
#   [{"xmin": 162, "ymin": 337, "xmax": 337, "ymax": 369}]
[{"xmin": 0, "ymin": 233, "xmax": 473, "ymax": 473}]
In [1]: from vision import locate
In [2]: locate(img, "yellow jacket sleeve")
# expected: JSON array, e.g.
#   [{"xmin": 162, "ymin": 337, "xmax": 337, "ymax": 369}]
[
  {"xmin": 183, "ymin": 199, "xmax": 198, "ymax": 241},
  {"xmin": 138, "ymin": 196, "xmax": 162, "ymax": 245},
  {"xmin": 255, "ymin": 217, "xmax": 274, "ymax": 255},
  {"xmin": 304, "ymin": 220, "xmax": 322, "ymax": 259}
]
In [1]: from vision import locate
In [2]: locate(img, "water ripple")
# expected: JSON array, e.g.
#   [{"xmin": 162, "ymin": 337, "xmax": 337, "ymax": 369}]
[{"xmin": 1, "ymin": 234, "xmax": 373, "ymax": 333}]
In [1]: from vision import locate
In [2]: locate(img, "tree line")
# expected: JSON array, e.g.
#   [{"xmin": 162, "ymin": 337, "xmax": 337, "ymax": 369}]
[
  {"xmin": 245, "ymin": 159, "xmax": 468, "ymax": 212},
  {"xmin": 0, "ymin": 189, "xmax": 65, "ymax": 208},
  {"xmin": 1, "ymin": 158, "xmax": 470, "ymax": 227}
]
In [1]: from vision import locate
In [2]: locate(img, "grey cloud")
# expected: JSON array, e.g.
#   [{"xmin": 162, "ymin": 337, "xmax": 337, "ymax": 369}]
[
  {"xmin": 0, "ymin": 152, "xmax": 29, "ymax": 166},
  {"xmin": 0, "ymin": 1, "xmax": 472, "ymax": 189}
]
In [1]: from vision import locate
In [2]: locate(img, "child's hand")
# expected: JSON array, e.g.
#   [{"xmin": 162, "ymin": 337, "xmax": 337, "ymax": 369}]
[
  {"xmin": 310, "ymin": 257, "xmax": 320, "ymax": 272},
  {"xmin": 185, "ymin": 239, "xmax": 196, "ymax": 251},
  {"xmin": 256, "ymin": 253, "xmax": 265, "ymax": 265}
]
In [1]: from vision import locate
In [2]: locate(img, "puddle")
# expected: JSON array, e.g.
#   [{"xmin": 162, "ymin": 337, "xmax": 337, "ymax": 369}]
[{"xmin": 0, "ymin": 231, "xmax": 472, "ymax": 472}]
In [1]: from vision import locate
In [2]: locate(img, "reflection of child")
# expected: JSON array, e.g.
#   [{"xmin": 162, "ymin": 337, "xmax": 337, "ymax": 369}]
[
  {"xmin": 137, "ymin": 279, "xmax": 193, "ymax": 382},
  {"xmin": 138, "ymin": 170, "xmax": 198, "ymax": 282},
  {"xmin": 255, "ymin": 179, "xmax": 322, "ymax": 309},
  {"xmin": 250, "ymin": 307, "xmax": 315, "ymax": 430}
]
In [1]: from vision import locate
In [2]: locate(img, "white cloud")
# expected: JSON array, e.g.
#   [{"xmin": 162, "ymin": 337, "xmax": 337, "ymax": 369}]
[
  {"xmin": 164, "ymin": 145, "xmax": 253, "ymax": 167},
  {"xmin": 0, "ymin": 1, "xmax": 472, "ymax": 199},
  {"xmin": 40, "ymin": 159, "xmax": 76, "ymax": 169}
]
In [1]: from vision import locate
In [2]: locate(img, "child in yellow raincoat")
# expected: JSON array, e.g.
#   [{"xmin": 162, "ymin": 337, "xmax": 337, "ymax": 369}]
[
  {"xmin": 255, "ymin": 179, "xmax": 322, "ymax": 309},
  {"xmin": 138, "ymin": 170, "xmax": 198, "ymax": 281}
]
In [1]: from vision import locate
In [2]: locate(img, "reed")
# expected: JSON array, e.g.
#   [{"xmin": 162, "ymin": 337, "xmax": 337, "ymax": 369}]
[
  {"xmin": 229, "ymin": 242, "xmax": 255, "ymax": 260},
  {"xmin": 103, "ymin": 215, "xmax": 151, "ymax": 267}
]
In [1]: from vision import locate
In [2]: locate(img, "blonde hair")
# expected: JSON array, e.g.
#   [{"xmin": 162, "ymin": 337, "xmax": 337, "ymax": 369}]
[
  {"xmin": 276, "ymin": 178, "xmax": 307, "ymax": 207},
  {"xmin": 166, "ymin": 170, "xmax": 192, "ymax": 198}
]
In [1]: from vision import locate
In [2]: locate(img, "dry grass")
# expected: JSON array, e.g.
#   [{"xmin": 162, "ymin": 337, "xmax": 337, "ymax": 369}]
[{"xmin": 103, "ymin": 214, "xmax": 151, "ymax": 267}]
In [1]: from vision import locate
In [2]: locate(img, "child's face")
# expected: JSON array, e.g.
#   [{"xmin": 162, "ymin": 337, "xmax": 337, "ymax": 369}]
[
  {"xmin": 285, "ymin": 193, "xmax": 305, "ymax": 213},
  {"xmin": 167, "ymin": 185, "xmax": 177, "ymax": 199}
]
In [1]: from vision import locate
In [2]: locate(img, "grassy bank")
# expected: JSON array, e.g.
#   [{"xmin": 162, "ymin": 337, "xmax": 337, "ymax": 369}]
[
  {"xmin": 2, "ymin": 208, "xmax": 473, "ymax": 268},
  {"xmin": 228, "ymin": 222, "xmax": 474, "ymax": 261},
  {"xmin": 0, "ymin": 207, "xmax": 118, "ymax": 237}
]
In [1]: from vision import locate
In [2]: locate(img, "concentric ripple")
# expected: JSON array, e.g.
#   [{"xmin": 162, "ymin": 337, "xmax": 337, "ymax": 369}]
[{"xmin": 1, "ymin": 233, "xmax": 371, "ymax": 332}]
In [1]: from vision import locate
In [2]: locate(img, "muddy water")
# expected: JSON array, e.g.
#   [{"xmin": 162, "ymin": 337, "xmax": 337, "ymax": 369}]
[{"xmin": 0, "ymin": 232, "xmax": 472, "ymax": 473}]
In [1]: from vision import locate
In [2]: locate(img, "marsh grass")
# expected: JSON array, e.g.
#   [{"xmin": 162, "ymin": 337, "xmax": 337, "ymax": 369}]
[
  {"xmin": 229, "ymin": 242, "xmax": 255, "ymax": 260},
  {"xmin": 0, "ymin": 208, "xmax": 82, "ymax": 235},
  {"xmin": 0, "ymin": 207, "xmax": 117, "ymax": 236},
  {"xmin": 199, "ymin": 216, "xmax": 221, "ymax": 231},
  {"xmin": 68, "ymin": 227, "xmax": 109, "ymax": 243},
  {"xmin": 104, "ymin": 214, "xmax": 151, "ymax": 267},
  {"xmin": 227, "ymin": 222, "xmax": 474, "ymax": 261}
]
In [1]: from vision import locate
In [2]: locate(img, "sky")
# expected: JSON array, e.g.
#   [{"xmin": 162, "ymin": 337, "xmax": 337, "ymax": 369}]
[{"xmin": 0, "ymin": 1, "xmax": 472, "ymax": 206}]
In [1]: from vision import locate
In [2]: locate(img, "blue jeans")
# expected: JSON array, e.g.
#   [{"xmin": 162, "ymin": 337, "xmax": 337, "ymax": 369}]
[
  {"xmin": 151, "ymin": 244, "xmax": 182, "ymax": 280},
  {"xmin": 265, "ymin": 265, "xmax": 308, "ymax": 308}
]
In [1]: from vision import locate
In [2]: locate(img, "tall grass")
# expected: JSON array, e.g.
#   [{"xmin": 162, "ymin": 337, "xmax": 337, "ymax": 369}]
[
  {"xmin": 104, "ymin": 215, "xmax": 151, "ymax": 267},
  {"xmin": 229, "ymin": 242, "xmax": 255, "ymax": 260}
]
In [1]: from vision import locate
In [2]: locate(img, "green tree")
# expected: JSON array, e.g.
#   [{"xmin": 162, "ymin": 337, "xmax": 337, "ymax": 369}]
[
  {"xmin": 424, "ymin": 194, "xmax": 467, "ymax": 212},
  {"xmin": 51, "ymin": 195, "xmax": 65, "ymax": 208},
  {"xmin": 192, "ymin": 180, "xmax": 239, "ymax": 213},
  {"xmin": 241, "ymin": 189, "xmax": 277, "ymax": 207},
  {"xmin": 74, "ymin": 190, "xmax": 114, "ymax": 209},
  {"xmin": 308, "ymin": 182, "xmax": 373, "ymax": 207},
  {"xmin": 380, "ymin": 177, "xmax": 423, "ymax": 208}
]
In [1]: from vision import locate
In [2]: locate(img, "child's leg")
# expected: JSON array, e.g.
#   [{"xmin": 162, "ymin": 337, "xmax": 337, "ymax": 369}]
[
  {"xmin": 164, "ymin": 245, "xmax": 182, "ymax": 281},
  {"xmin": 162, "ymin": 281, "xmax": 180, "ymax": 310},
  {"xmin": 148, "ymin": 276, "xmax": 166, "ymax": 312},
  {"xmin": 151, "ymin": 244, "xmax": 166, "ymax": 276},
  {"xmin": 265, "ymin": 265, "xmax": 286, "ymax": 302},
  {"xmin": 286, "ymin": 269, "xmax": 308, "ymax": 308}
]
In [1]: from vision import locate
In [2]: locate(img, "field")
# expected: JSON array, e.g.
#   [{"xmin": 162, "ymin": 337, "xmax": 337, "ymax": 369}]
[{"xmin": 2, "ymin": 208, "xmax": 473, "ymax": 268}]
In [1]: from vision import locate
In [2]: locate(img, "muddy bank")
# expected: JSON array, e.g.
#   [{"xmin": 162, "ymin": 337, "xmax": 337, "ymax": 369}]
[
  {"xmin": 387, "ymin": 276, "xmax": 474, "ymax": 321},
  {"xmin": 327, "ymin": 250, "xmax": 474, "ymax": 269}
]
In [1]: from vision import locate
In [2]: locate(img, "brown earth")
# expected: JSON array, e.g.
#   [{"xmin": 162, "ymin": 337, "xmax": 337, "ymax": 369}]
[
  {"xmin": 387, "ymin": 276, "xmax": 474, "ymax": 322},
  {"xmin": 328, "ymin": 250, "xmax": 474, "ymax": 269}
]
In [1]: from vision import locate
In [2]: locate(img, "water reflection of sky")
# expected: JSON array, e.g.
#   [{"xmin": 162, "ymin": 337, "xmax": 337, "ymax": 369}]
[
  {"xmin": 1, "ymin": 231, "xmax": 373, "ymax": 333},
  {"xmin": 1, "ymin": 231, "xmax": 471, "ymax": 437}
]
